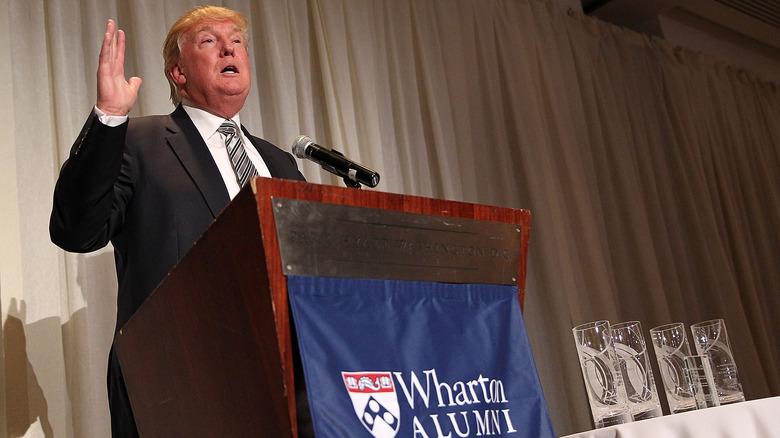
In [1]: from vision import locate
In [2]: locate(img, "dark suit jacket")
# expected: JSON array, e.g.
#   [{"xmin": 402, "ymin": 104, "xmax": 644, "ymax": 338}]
[{"xmin": 50, "ymin": 105, "xmax": 305, "ymax": 333}]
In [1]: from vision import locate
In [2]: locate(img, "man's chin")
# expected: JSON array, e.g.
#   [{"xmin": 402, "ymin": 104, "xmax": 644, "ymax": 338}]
[{"xmin": 219, "ymin": 83, "xmax": 251, "ymax": 99}]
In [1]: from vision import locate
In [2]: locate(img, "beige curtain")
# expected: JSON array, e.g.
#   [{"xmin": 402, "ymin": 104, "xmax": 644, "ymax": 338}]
[{"xmin": 1, "ymin": 0, "xmax": 778, "ymax": 436}]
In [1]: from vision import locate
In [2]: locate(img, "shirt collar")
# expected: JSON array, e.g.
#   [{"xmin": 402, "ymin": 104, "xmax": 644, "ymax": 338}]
[{"xmin": 181, "ymin": 101, "xmax": 242, "ymax": 142}]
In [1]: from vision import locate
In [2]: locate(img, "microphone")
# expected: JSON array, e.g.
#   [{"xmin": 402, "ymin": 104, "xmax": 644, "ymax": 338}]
[{"xmin": 292, "ymin": 135, "xmax": 380, "ymax": 188}]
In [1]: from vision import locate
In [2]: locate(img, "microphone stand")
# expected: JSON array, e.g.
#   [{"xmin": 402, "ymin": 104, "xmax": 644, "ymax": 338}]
[{"xmin": 342, "ymin": 177, "xmax": 362, "ymax": 189}]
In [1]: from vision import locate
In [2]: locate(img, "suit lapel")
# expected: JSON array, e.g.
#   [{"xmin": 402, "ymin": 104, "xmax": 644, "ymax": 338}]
[
  {"xmin": 166, "ymin": 106, "xmax": 231, "ymax": 217},
  {"xmin": 242, "ymin": 127, "xmax": 287, "ymax": 179}
]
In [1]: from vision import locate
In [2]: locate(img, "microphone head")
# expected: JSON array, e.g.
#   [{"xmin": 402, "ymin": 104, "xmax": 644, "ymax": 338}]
[{"xmin": 292, "ymin": 135, "xmax": 313, "ymax": 158}]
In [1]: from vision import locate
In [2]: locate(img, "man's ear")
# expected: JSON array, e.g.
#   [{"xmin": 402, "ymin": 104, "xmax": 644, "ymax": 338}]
[{"xmin": 170, "ymin": 64, "xmax": 186, "ymax": 86}]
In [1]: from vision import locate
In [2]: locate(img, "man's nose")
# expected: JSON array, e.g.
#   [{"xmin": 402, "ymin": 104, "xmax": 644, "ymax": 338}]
[{"xmin": 222, "ymin": 41, "xmax": 235, "ymax": 56}]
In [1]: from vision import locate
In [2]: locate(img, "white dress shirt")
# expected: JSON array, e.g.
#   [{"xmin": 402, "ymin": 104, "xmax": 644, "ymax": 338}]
[{"xmin": 180, "ymin": 104, "xmax": 271, "ymax": 199}]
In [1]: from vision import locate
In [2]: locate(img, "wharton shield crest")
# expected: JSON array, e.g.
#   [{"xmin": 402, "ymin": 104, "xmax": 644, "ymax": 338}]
[{"xmin": 342, "ymin": 372, "xmax": 401, "ymax": 437}]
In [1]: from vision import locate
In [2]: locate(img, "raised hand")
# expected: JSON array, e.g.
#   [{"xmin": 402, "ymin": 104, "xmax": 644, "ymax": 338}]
[{"xmin": 96, "ymin": 19, "xmax": 143, "ymax": 116}]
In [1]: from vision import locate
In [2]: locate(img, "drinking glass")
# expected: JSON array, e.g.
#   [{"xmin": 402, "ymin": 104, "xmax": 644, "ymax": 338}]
[
  {"xmin": 573, "ymin": 320, "xmax": 632, "ymax": 428},
  {"xmin": 611, "ymin": 321, "xmax": 662, "ymax": 420},
  {"xmin": 649, "ymin": 323, "xmax": 697, "ymax": 413},
  {"xmin": 690, "ymin": 319, "xmax": 744, "ymax": 405}
]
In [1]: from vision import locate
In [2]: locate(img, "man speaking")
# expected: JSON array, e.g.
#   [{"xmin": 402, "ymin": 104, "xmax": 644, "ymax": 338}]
[{"xmin": 50, "ymin": 6, "xmax": 305, "ymax": 437}]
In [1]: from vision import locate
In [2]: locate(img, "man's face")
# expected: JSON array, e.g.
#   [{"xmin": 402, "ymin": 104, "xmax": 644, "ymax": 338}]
[{"xmin": 173, "ymin": 20, "xmax": 251, "ymax": 117}]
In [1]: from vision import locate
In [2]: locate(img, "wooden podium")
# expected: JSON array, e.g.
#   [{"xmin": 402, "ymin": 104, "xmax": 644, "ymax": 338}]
[{"xmin": 114, "ymin": 178, "xmax": 530, "ymax": 437}]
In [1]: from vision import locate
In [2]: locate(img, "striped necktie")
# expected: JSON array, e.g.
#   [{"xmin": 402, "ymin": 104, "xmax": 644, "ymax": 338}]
[{"xmin": 218, "ymin": 120, "xmax": 259, "ymax": 187}]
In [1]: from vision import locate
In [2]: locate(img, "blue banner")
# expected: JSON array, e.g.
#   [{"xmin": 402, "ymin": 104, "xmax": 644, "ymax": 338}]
[{"xmin": 288, "ymin": 276, "xmax": 555, "ymax": 438}]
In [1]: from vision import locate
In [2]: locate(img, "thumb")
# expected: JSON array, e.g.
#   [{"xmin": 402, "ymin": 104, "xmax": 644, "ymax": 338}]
[{"xmin": 129, "ymin": 76, "xmax": 143, "ymax": 93}]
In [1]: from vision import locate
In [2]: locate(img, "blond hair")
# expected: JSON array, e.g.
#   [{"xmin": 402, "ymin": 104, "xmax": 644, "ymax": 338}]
[{"xmin": 162, "ymin": 6, "xmax": 249, "ymax": 105}]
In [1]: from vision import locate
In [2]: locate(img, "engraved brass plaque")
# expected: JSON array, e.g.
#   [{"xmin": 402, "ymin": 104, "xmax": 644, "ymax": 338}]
[{"xmin": 272, "ymin": 198, "xmax": 522, "ymax": 285}]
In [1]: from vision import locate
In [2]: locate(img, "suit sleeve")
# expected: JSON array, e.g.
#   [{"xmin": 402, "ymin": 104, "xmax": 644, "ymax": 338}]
[{"xmin": 50, "ymin": 110, "xmax": 134, "ymax": 252}]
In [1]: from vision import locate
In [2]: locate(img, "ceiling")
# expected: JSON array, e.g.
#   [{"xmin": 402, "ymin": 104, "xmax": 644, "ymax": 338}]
[{"xmin": 581, "ymin": 0, "xmax": 780, "ymax": 50}]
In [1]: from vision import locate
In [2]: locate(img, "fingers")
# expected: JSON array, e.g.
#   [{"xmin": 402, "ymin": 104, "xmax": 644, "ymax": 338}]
[
  {"xmin": 99, "ymin": 20, "xmax": 127, "ymax": 71},
  {"xmin": 115, "ymin": 29, "xmax": 126, "ymax": 74},
  {"xmin": 103, "ymin": 19, "xmax": 116, "ymax": 47},
  {"xmin": 96, "ymin": 19, "xmax": 142, "ymax": 116},
  {"xmin": 99, "ymin": 20, "xmax": 115, "ymax": 68}
]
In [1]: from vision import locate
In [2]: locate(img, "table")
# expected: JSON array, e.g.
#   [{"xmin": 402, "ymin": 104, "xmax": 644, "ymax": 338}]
[{"xmin": 560, "ymin": 397, "xmax": 780, "ymax": 438}]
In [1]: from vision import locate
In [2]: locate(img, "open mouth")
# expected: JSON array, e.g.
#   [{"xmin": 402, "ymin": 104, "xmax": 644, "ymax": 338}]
[{"xmin": 221, "ymin": 66, "xmax": 238, "ymax": 74}]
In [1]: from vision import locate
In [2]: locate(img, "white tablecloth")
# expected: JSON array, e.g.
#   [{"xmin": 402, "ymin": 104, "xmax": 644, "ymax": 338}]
[{"xmin": 560, "ymin": 397, "xmax": 780, "ymax": 438}]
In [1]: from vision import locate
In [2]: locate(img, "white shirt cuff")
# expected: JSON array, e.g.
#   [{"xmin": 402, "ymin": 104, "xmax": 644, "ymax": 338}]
[{"xmin": 94, "ymin": 106, "xmax": 129, "ymax": 127}]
